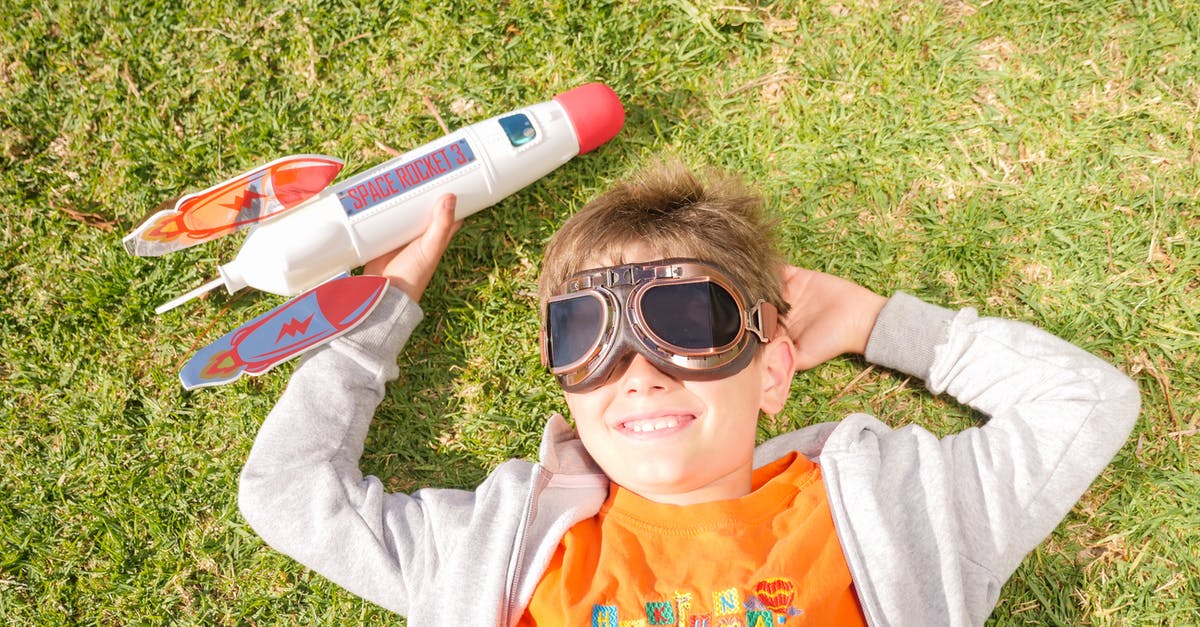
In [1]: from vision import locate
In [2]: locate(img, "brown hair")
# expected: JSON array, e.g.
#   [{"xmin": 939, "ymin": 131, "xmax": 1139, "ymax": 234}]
[{"xmin": 538, "ymin": 162, "xmax": 790, "ymax": 317}]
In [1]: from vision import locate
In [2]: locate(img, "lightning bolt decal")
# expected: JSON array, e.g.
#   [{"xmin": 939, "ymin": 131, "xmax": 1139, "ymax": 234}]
[
  {"xmin": 276, "ymin": 314, "xmax": 314, "ymax": 342},
  {"xmin": 223, "ymin": 188, "xmax": 267, "ymax": 211},
  {"xmin": 223, "ymin": 188, "xmax": 268, "ymax": 223},
  {"xmin": 179, "ymin": 275, "xmax": 388, "ymax": 390}
]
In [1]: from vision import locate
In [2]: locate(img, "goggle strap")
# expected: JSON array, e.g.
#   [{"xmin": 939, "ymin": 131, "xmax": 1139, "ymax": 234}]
[{"xmin": 746, "ymin": 300, "xmax": 778, "ymax": 343}]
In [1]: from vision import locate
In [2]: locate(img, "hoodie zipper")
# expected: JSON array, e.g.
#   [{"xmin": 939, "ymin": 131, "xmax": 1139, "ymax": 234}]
[{"xmin": 500, "ymin": 465, "xmax": 550, "ymax": 626}]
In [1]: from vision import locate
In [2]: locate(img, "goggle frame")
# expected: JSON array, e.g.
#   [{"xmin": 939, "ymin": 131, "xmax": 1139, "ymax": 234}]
[{"xmin": 540, "ymin": 258, "xmax": 778, "ymax": 392}]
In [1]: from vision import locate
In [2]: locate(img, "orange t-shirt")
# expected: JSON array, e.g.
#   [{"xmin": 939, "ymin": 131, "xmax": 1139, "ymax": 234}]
[{"xmin": 519, "ymin": 453, "xmax": 866, "ymax": 626}]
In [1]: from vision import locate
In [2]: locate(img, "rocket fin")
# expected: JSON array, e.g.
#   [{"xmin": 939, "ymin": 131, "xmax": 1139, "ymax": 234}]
[
  {"xmin": 179, "ymin": 274, "xmax": 389, "ymax": 389},
  {"xmin": 124, "ymin": 154, "xmax": 344, "ymax": 257}
]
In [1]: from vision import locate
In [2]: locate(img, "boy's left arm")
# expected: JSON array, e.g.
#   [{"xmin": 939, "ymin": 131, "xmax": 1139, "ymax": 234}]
[
  {"xmin": 781, "ymin": 266, "xmax": 1141, "ymax": 581},
  {"xmin": 863, "ymin": 292, "xmax": 1141, "ymax": 575}
]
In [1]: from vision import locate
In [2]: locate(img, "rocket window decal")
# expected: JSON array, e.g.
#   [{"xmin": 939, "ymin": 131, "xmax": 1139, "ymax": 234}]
[{"xmin": 499, "ymin": 114, "xmax": 537, "ymax": 146}]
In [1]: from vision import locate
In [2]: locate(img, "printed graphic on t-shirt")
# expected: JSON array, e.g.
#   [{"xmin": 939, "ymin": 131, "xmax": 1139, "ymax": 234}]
[{"xmin": 590, "ymin": 577, "xmax": 804, "ymax": 626}]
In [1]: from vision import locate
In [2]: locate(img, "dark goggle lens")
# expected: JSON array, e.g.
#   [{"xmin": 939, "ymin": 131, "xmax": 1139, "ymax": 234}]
[
  {"xmin": 641, "ymin": 281, "xmax": 742, "ymax": 350},
  {"xmin": 547, "ymin": 294, "xmax": 605, "ymax": 367}
]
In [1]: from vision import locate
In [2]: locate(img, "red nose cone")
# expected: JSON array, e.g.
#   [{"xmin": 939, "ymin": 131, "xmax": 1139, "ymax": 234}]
[{"xmin": 554, "ymin": 83, "xmax": 625, "ymax": 154}]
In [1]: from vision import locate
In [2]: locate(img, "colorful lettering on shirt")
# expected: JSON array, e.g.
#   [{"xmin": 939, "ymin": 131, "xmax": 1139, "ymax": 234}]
[
  {"xmin": 336, "ymin": 138, "xmax": 476, "ymax": 217},
  {"xmin": 746, "ymin": 611, "xmax": 772, "ymax": 627},
  {"xmin": 646, "ymin": 601, "xmax": 675, "ymax": 625},
  {"xmin": 712, "ymin": 588, "xmax": 741, "ymax": 617},
  {"xmin": 593, "ymin": 605, "xmax": 619, "ymax": 627},
  {"xmin": 585, "ymin": 578, "xmax": 811, "ymax": 626}
]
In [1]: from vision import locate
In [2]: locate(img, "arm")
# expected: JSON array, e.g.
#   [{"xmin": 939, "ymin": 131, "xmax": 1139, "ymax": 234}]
[
  {"xmin": 781, "ymin": 266, "xmax": 1140, "ymax": 576},
  {"xmin": 238, "ymin": 196, "xmax": 465, "ymax": 614},
  {"xmin": 864, "ymin": 293, "xmax": 1140, "ymax": 577}
]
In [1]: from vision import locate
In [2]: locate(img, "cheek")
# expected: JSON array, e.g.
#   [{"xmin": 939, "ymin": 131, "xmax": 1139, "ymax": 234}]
[
  {"xmin": 691, "ymin": 370, "xmax": 763, "ymax": 409},
  {"xmin": 564, "ymin": 393, "xmax": 617, "ymax": 462},
  {"xmin": 564, "ymin": 392, "xmax": 605, "ymax": 431},
  {"xmin": 563, "ymin": 392, "xmax": 584, "ymax": 417}
]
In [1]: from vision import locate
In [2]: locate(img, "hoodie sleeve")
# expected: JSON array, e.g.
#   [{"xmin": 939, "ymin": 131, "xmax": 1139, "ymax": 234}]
[
  {"xmin": 236, "ymin": 287, "xmax": 503, "ymax": 616},
  {"xmin": 864, "ymin": 292, "xmax": 1141, "ymax": 581}
]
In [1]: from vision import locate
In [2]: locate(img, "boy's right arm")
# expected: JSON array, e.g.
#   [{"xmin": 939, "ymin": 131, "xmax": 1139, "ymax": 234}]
[{"xmin": 238, "ymin": 196, "xmax": 466, "ymax": 614}]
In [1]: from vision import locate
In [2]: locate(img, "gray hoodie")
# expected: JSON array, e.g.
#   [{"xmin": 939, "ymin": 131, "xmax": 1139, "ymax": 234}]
[{"xmin": 238, "ymin": 289, "xmax": 1140, "ymax": 626}]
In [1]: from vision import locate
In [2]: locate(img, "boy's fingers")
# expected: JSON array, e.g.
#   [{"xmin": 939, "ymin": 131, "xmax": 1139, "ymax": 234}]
[
  {"xmin": 423, "ymin": 194, "xmax": 463, "ymax": 252},
  {"xmin": 432, "ymin": 194, "xmax": 458, "ymax": 231},
  {"xmin": 364, "ymin": 195, "xmax": 460, "ymax": 271}
]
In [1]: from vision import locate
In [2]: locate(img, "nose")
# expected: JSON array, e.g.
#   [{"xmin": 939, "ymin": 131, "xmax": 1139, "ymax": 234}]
[{"xmin": 618, "ymin": 354, "xmax": 674, "ymax": 394}]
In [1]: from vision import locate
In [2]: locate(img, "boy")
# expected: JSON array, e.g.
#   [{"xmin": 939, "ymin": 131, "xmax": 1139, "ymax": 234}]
[{"xmin": 239, "ymin": 165, "xmax": 1140, "ymax": 625}]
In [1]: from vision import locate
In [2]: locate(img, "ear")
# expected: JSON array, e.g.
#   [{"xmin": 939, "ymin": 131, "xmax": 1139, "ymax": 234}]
[{"xmin": 758, "ymin": 336, "xmax": 796, "ymax": 415}]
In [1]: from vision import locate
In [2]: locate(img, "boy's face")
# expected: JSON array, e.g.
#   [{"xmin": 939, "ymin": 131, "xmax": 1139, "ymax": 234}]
[{"xmin": 560, "ymin": 247, "xmax": 793, "ymax": 505}]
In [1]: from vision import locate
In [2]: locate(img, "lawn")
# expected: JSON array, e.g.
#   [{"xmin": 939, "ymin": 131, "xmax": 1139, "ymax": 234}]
[{"xmin": 2, "ymin": 0, "xmax": 1198, "ymax": 624}]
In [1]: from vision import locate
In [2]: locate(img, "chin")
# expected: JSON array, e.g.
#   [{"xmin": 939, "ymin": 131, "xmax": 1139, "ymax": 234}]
[{"xmin": 618, "ymin": 467, "xmax": 697, "ymax": 495}]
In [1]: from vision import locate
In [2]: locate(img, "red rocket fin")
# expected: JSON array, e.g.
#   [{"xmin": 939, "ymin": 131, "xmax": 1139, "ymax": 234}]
[
  {"xmin": 123, "ymin": 154, "xmax": 344, "ymax": 257},
  {"xmin": 178, "ymin": 275, "xmax": 389, "ymax": 390}
]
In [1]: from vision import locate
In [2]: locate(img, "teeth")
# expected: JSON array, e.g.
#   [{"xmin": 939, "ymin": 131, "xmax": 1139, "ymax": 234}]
[{"xmin": 626, "ymin": 416, "xmax": 681, "ymax": 433}]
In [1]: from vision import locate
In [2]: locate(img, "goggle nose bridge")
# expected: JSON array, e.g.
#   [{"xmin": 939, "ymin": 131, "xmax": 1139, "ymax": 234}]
[{"xmin": 567, "ymin": 263, "xmax": 684, "ymax": 292}]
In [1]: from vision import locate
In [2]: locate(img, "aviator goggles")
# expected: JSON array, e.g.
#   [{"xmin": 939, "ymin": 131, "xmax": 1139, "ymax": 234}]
[{"xmin": 540, "ymin": 258, "xmax": 778, "ymax": 393}]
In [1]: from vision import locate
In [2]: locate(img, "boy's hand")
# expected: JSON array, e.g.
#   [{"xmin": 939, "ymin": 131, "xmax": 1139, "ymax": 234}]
[
  {"xmin": 363, "ymin": 194, "xmax": 463, "ymax": 302},
  {"xmin": 780, "ymin": 265, "xmax": 887, "ymax": 372}
]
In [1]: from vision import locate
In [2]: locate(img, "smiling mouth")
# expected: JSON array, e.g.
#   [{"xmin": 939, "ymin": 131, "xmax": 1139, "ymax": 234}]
[{"xmin": 618, "ymin": 414, "xmax": 695, "ymax": 435}]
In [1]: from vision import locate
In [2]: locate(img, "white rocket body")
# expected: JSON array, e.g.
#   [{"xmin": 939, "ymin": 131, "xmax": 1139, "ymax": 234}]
[{"xmin": 213, "ymin": 88, "xmax": 620, "ymax": 297}]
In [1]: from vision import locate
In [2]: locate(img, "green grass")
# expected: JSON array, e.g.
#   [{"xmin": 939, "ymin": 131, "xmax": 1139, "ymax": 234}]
[{"xmin": 2, "ymin": 0, "xmax": 1198, "ymax": 623}]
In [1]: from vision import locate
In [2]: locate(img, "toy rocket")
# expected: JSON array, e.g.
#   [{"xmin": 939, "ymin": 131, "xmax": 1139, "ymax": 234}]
[{"xmin": 125, "ymin": 83, "xmax": 625, "ymax": 389}]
